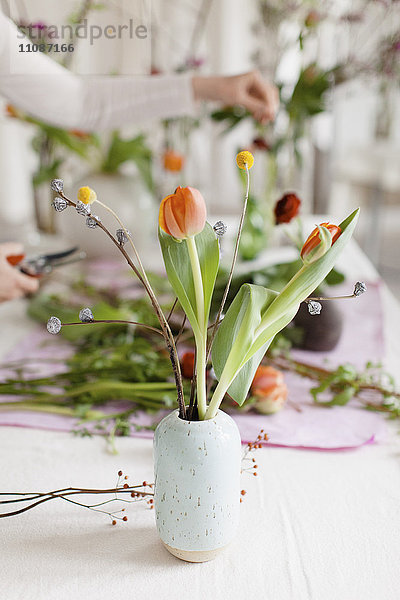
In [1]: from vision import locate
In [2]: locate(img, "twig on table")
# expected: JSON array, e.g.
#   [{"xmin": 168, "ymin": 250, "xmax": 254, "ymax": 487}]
[{"xmin": 0, "ymin": 471, "xmax": 155, "ymax": 523}]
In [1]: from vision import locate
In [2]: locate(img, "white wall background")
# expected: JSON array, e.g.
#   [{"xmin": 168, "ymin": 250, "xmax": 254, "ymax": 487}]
[{"xmin": 0, "ymin": 0, "xmax": 399, "ymax": 241}]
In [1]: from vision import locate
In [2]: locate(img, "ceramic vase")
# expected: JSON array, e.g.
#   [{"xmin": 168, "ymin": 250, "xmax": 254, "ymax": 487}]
[{"xmin": 153, "ymin": 409, "xmax": 241, "ymax": 563}]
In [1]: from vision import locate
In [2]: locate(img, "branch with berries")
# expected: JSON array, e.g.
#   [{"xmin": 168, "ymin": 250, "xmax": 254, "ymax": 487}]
[{"xmin": 0, "ymin": 435, "xmax": 266, "ymax": 521}]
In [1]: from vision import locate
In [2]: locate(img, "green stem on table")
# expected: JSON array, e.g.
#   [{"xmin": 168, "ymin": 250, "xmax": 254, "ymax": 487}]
[
  {"xmin": 55, "ymin": 380, "xmax": 176, "ymax": 398},
  {"xmin": 0, "ymin": 402, "xmax": 102, "ymax": 418},
  {"xmin": 186, "ymin": 235, "xmax": 207, "ymax": 420}
]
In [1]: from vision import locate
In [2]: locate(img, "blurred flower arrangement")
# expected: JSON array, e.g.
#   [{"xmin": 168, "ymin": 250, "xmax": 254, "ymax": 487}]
[{"xmin": 212, "ymin": 0, "xmax": 400, "ymax": 260}]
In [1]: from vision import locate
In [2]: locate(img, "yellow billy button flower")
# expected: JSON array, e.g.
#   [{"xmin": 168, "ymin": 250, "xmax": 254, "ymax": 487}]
[
  {"xmin": 77, "ymin": 186, "xmax": 97, "ymax": 205},
  {"xmin": 159, "ymin": 186, "xmax": 207, "ymax": 240},
  {"xmin": 236, "ymin": 150, "xmax": 254, "ymax": 170}
]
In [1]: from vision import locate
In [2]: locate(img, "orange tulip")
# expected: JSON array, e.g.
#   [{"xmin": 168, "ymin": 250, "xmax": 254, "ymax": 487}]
[
  {"xmin": 163, "ymin": 149, "xmax": 185, "ymax": 172},
  {"xmin": 251, "ymin": 365, "xmax": 288, "ymax": 414},
  {"xmin": 300, "ymin": 222, "xmax": 341, "ymax": 261},
  {"xmin": 159, "ymin": 186, "xmax": 207, "ymax": 240}
]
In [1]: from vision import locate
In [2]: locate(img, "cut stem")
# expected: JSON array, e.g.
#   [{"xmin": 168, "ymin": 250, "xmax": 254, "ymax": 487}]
[{"xmin": 207, "ymin": 163, "xmax": 250, "ymax": 361}]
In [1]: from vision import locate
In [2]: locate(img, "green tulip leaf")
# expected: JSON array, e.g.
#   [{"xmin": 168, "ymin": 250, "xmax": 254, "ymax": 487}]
[
  {"xmin": 209, "ymin": 208, "xmax": 359, "ymax": 410},
  {"xmin": 159, "ymin": 223, "xmax": 219, "ymax": 338},
  {"xmin": 212, "ymin": 284, "xmax": 280, "ymax": 405}
]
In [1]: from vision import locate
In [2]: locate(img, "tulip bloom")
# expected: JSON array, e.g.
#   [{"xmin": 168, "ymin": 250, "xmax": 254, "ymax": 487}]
[
  {"xmin": 301, "ymin": 222, "xmax": 341, "ymax": 262},
  {"xmin": 251, "ymin": 365, "xmax": 288, "ymax": 414},
  {"xmin": 159, "ymin": 186, "xmax": 206, "ymax": 240},
  {"xmin": 274, "ymin": 192, "xmax": 301, "ymax": 224}
]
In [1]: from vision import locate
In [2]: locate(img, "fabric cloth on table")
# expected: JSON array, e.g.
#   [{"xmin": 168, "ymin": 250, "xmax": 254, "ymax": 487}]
[{"xmin": 0, "ymin": 281, "xmax": 387, "ymax": 450}]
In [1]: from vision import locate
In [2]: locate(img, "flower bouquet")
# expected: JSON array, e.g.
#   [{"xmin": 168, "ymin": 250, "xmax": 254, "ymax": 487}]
[{"xmin": 47, "ymin": 151, "xmax": 359, "ymax": 561}]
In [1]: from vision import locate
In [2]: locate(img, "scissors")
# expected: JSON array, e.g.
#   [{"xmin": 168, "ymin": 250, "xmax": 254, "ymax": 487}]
[{"xmin": 6, "ymin": 247, "xmax": 86, "ymax": 277}]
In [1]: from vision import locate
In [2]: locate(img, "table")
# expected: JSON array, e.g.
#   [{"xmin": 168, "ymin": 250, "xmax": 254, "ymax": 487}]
[{"xmin": 1, "ymin": 239, "xmax": 400, "ymax": 600}]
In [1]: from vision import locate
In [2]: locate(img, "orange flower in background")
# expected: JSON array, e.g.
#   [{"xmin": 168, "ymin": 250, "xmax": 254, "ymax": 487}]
[
  {"xmin": 159, "ymin": 186, "xmax": 207, "ymax": 240},
  {"xmin": 251, "ymin": 365, "xmax": 288, "ymax": 415},
  {"xmin": 181, "ymin": 351, "xmax": 195, "ymax": 379},
  {"xmin": 300, "ymin": 222, "xmax": 341, "ymax": 261},
  {"xmin": 305, "ymin": 10, "xmax": 322, "ymax": 28},
  {"xmin": 69, "ymin": 129, "xmax": 91, "ymax": 140},
  {"xmin": 5, "ymin": 104, "xmax": 20, "ymax": 118},
  {"xmin": 274, "ymin": 192, "xmax": 301, "ymax": 224},
  {"xmin": 163, "ymin": 149, "xmax": 185, "ymax": 173}
]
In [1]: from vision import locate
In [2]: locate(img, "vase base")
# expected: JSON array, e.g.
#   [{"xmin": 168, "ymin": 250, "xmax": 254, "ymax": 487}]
[{"xmin": 162, "ymin": 541, "xmax": 229, "ymax": 563}]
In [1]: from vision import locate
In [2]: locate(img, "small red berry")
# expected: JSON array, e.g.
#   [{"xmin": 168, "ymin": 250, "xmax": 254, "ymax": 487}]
[
  {"xmin": 118, "ymin": 470, "xmax": 123, "ymax": 476},
  {"xmin": 123, "ymin": 483, "xmax": 129, "ymax": 489},
  {"xmin": 123, "ymin": 516, "xmax": 128, "ymax": 522},
  {"xmin": 240, "ymin": 490, "xmax": 246, "ymax": 496},
  {"xmin": 112, "ymin": 520, "xmax": 116, "ymax": 526}
]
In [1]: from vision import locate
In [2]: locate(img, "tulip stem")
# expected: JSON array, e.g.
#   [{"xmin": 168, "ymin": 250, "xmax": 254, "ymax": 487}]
[{"xmin": 186, "ymin": 235, "xmax": 207, "ymax": 420}]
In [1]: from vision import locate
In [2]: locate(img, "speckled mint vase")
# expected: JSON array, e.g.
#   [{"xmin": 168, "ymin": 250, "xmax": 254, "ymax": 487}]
[{"xmin": 153, "ymin": 409, "xmax": 242, "ymax": 562}]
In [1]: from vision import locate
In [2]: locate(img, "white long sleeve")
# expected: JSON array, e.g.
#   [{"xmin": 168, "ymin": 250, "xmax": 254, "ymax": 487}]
[{"xmin": 0, "ymin": 12, "xmax": 196, "ymax": 131}]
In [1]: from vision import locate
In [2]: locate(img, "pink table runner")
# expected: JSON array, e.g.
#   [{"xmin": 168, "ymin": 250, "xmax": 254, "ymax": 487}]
[{"xmin": 0, "ymin": 280, "xmax": 387, "ymax": 450}]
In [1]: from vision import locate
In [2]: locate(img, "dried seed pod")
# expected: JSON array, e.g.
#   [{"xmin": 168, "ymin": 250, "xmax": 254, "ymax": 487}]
[
  {"xmin": 79, "ymin": 307, "xmax": 94, "ymax": 323},
  {"xmin": 213, "ymin": 221, "xmax": 227, "ymax": 238},
  {"xmin": 116, "ymin": 228, "xmax": 131, "ymax": 245},
  {"xmin": 307, "ymin": 300, "xmax": 322, "ymax": 315},
  {"xmin": 52, "ymin": 197, "xmax": 68, "ymax": 212},
  {"xmin": 50, "ymin": 179, "xmax": 64, "ymax": 193},
  {"xmin": 86, "ymin": 215, "xmax": 100, "ymax": 229},
  {"xmin": 47, "ymin": 316, "xmax": 62, "ymax": 335},
  {"xmin": 353, "ymin": 281, "xmax": 367, "ymax": 296},
  {"xmin": 76, "ymin": 200, "xmax": 91, "ymax": 216}
]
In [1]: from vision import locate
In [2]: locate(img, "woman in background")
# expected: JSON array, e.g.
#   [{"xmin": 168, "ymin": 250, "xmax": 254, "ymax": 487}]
[{"xmin": 0, "ymin": 10, "xmax": 279, "ymax": 301}]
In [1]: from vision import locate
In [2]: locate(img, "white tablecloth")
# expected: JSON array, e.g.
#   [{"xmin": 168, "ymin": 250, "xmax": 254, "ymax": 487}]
[{"xmin": 1, "ymin": 240, "xmax": 400, "ymax": 600}]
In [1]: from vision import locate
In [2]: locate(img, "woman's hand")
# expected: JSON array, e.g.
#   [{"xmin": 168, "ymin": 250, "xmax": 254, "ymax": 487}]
[
  {"xmin": 0, "ymin": 242, "xmax": 39, "ymax": 303},
  {"xmin": 192, "ymin": 71, "xmax": 279, "ymax": 123}
]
